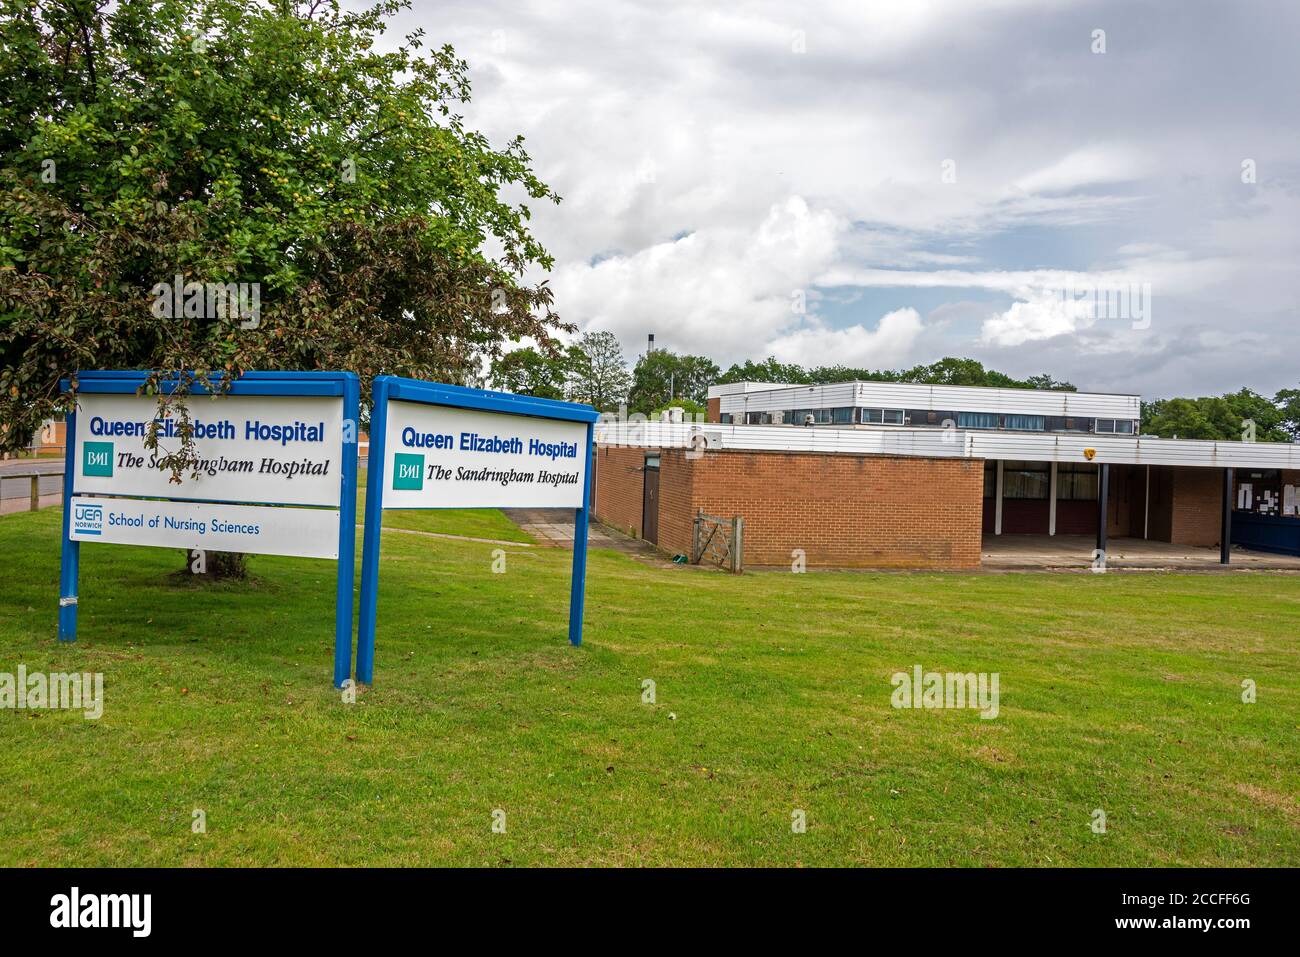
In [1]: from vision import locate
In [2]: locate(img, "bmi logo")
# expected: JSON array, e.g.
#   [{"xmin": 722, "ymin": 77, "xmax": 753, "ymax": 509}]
[
  {"xmin": 392, "ymin": 453, "xmax": 424, "ymax": 491},
  {"xmin": 73, "ymin": 502, "xmax": 104, "ymax": 536},
  {"xmin": 83, "ymin": 441, "xmax": 113, "ymax": 477}
]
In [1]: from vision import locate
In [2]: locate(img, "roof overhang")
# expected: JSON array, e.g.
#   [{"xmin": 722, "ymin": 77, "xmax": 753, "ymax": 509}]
[{"xmin": 595, "ymin": 421, "xmax": 1300, "ymax": 470}]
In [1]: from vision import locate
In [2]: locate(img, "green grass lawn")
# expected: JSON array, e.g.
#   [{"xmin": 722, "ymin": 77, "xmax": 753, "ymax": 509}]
[{"xmin": 1, "ymin": 504, "xmax": 1297, "ymax": 866}]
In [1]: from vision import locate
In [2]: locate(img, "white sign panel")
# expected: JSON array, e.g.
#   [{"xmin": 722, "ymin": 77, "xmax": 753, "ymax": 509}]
[
  {"xmin": 382, "ymin": 400, "xmax": 587, "ymax": 509},
  {"xmin": 68, "ymin": 496, "xmax": 340, "ymax": 559},
  {"xmin": 73, "ymin": 393, "xmax": 344, "ymax": 507}
]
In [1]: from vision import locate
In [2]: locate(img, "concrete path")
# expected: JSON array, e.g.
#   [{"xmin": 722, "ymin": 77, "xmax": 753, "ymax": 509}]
[
  {"xmin": 502, "ymin": 507, "xmax": 667, "ymax": 560},
  {"xmin": 982, "ymin": 533, "xmax": 1300, "ymax": 570}
]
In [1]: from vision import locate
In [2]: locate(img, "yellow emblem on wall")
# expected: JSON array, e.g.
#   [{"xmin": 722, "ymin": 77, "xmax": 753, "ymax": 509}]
[{"xmin": 1083, "ymin": 448, "xmax": 1096, "ymax": 460}]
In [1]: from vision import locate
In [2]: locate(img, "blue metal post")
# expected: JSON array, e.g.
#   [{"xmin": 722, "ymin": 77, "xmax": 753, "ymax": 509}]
[
  {"xmin": 567, "ymin": 421, "xmax": 594, "ymax": 646},
  {"xmin": 355, "ymin": 376, "xmax": 390, "ymax": 684},
  {"xmin": 58, "ymin": 409, "xmax": 80, "ymax": 641},
  {"xmin": 333, "ymin": 375, "xmax": 361, "ymax": 687}
]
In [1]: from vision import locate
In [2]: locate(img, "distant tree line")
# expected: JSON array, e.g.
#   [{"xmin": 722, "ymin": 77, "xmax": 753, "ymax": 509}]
[
  {"xmin": 1142, "ymin": 388, "xmax": 1300, "ymax": 442},
  {"xmin": 490, "ymin": 339, "xmax": 1300, "ymax": 441}
]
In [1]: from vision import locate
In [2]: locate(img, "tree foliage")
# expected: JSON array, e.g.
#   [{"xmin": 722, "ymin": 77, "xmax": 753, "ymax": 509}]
[
  {"xmin": 487, "ymin": 344, "xmax": 581, "ymax": 401},
  {"xmin": 628, "ymin": 349, "xmax": 719, "ymax": 413},
  {"xmin": 568, "ymin": 330, "xmax": 630, "ymax": 411},
  {"xmin": 714, "ymin": 355, "xmax": 1076, "ymax": 392},
  {"xmin": 0, "ymin": 0, "xmax": 566, "ymax": 471},
  {"xmin": 1141, "ymin": 389, "xmax": 1292, "ymax": 441}
]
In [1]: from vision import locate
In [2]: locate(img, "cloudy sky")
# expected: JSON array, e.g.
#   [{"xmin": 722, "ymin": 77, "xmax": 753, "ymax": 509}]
[{"xmin": 385, "ymin": 0, "xmax": 1299, "ymax": 399}]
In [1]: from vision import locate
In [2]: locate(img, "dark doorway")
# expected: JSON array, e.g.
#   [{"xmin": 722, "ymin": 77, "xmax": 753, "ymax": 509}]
[{"xmin": 642, "ymin": 454, "xmax": 660, "ymax": 545}]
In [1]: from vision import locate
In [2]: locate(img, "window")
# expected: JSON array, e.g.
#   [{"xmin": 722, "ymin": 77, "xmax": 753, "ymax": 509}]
[
  {"xmin": 1046, "ymin": 416, "xmax": 1092, "ymax": 432},
  {"xmin": 1094, "ymin": 419, "xmax": 1133, "ymax": 434},
  {"xmin": 791, "ymin": 408, "xmax": 832, "ymax": 425},
  {"xmin": 719, "ymin": 413, "xmax": 734, "ymax": 424},
  {"xmin": 861, "ymin": 407, "xmax": 904, "ymax": 425},
  {"xmin": 1002, "ymin": 460, "xmax": 1049, "ymax": 499},
  {"xmin": 1003, "ymin": 414, "xmax": 1046, "ymax": 431},
  {"xmin": 745, "ymin": 411, "xmax": 765, "ymax": 425},
  {"xmin": 958, "ymin": 411, "xmax": 998, "ymax": 429},
  {"xmin": 1057, "ymin": 463, "xmax": 1098, "ymax": 500},
  {"xmin": 832, "ymin": 407, "xmax": 855, "ymax": 425}
]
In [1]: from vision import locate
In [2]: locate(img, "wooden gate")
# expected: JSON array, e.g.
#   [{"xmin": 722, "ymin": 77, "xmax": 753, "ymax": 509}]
[{"xmin": 691, "ymin": 510, "xmax": 744, "ymax": 573}]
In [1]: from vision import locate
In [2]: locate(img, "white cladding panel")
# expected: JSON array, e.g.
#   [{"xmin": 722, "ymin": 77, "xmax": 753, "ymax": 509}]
[
  {"xmin": 717, "ymin": 383, "xmax": 862, "ymax": 415},
  {"xmin": 596, "ymin": 422, "xmax": 1300, "ymax": 470},
  {"xmin": 714, "ymin": 381, "xmax": 1139, "ymax": 420},
  {"xmin": 853, "ymin": 382, "xmax": 1139, "ymax": 419},
  {"xmin": 707, "ymin": 382, "xmax": 798, "ymax": 398}
]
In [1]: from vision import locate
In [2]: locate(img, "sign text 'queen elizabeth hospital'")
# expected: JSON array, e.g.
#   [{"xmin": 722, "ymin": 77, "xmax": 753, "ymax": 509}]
[
  {"xmin": 383, "ymin": 401, "xmax": 587, "ymax": 509},
  {"xmin": 357, "ymin": 376, "xmax": 598, "ymax": 686},
  {"xmin": 60, "ymin": 371, "xmax": 360, "ymax": 687}
]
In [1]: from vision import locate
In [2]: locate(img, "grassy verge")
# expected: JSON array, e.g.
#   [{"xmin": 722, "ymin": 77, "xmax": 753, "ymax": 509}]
[{"xmin": 0, "ymin": 505, "xmax": 1296, "ymax": 866}]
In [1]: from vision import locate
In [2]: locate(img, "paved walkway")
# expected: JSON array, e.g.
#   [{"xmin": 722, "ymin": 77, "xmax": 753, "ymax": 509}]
[
  {"xmin": 982, "ymin": 534, "xmax": 1300, "ymax": 570},
  {"xmin": 502, "ymin": 507, "xmax": 666, "ymax": 560}
]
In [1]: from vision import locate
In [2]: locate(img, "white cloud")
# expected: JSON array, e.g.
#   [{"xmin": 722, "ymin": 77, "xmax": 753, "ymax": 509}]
[
  {"xmin": 373, "ymin": 0, "xmax": 1300, "ymax": 396},
  {"xmin": 1011, "ymin": 145, "xmax": 1153, "ymax": 195},
  {"xmin": 767, "ymin": 307, "xmax": 925, "ymax": 367},
  {"xmin": 550, "ymin": 196, "xmax": 846, "ymax": 361}
]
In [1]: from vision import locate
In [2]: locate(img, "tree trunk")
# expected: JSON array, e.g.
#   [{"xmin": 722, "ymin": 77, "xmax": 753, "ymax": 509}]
[{"xmin": 182, "ymin": 549, "xmax": 248, "ymax": 579}]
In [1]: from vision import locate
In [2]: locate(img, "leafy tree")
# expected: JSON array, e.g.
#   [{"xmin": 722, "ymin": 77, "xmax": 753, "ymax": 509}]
[
  {"xmin": 716, "ymin": 355, "xmax": 1076, "ymax": 392},
  {"xmin": 488, "ymin": 345, "xmax": 580, "ymax": 401},
  {"xmin": 1275, "ymin": 387, "xmax": 1300, "ymax": 440},
  {"xmin": 0, "ymin": 0, "xmax": 565, "ymax": 462},
  {"xmin": 1142, "ymin": 389, "xmax": 1288, "ymax": 441},
  {"xmin": 627, "ymin": 349, "xmax": 719, "ymax": 412},
  {"xmin": 0, "ymin": 0, "xmax": 564, "ymax": 576},
  {"xmin": 716, "ymin": 357, "xmax": 810, "ymax": 386},
  {"xmin": 568, "ymin": 330, "xmax": 629, "ymax": 411}
]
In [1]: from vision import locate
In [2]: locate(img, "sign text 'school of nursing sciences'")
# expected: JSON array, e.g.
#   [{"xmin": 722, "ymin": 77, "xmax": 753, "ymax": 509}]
[{"xmin": 70, "ymin": 393, "xmax": 345, "ymax": 558}]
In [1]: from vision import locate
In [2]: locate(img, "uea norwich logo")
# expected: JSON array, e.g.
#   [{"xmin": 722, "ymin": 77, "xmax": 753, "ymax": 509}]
[{"xmin": 72, "ymin": 502, "xmax": 104, "ymax": 536}]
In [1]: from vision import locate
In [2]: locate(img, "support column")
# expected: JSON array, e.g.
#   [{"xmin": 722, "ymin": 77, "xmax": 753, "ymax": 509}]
[
  {"xmin": 1221, "ymin": 467, "xmax": 1234, "ymax": 564},
  {"xmin": 1048, "ymin": 461, "xmax": 1058, "ymax": 536},
  {"xmin": 995, "ymin": 460, "xmax": 1004, "ymax": 535},
  {"xmin": 1096, "ymin": 463, "xmax": 1110, "ymax": 557},
  {"xmin": 1143, "ymin": 464, "xmax": 1150, "ymax": 540}
]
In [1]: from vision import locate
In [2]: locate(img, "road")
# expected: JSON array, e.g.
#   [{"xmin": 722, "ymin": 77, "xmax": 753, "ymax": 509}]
[{"xmin": 0, "ymin": 459, "xmax": 65, "ymax": 503}]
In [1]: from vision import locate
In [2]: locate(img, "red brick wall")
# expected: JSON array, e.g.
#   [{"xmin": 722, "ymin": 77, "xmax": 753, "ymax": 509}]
[
  {"xmin": 1170, "ymin": 467, "xmax": 1224, "ymax": 547},
  {"xmin": 706, "ymin": 397, "xmax": 721, "ymax": 423},
  {"xmin": 593, "ymin": 446, "xmax": 648, "ymax": 536},
  {"xmin": 593, "ymin": 445, "xmax": 984, "ymax": 568}
]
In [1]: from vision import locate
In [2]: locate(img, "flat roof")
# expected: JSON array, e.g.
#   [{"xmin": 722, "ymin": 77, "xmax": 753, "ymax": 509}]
[{"xmin": 596, "ymin": 421, "xmax": 1300, "ymax": 470}]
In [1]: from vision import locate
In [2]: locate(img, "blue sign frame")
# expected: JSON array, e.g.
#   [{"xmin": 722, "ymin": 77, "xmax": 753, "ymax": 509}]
[
  {"xmin": 57, "ymin": 370, "xmax": 361, "ymax": 687},
  {"xmin": 356, "ymin": 376, "xmax": 599, "ymax": 685}
]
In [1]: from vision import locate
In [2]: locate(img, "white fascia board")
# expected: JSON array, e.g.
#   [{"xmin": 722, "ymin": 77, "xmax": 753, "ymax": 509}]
[
  {"xmin": 707, "ymin": 381, "xmax": 799, "ymax": 399},
  {"xmin": 715, "ymin": 380, "xmax": 1140, "ymax": 419},
  {"xmin": 596, "ymin": 421, "xmax": 1300, "ymax": 470}
]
